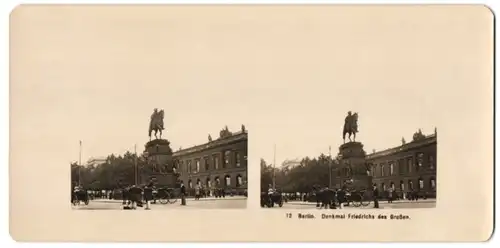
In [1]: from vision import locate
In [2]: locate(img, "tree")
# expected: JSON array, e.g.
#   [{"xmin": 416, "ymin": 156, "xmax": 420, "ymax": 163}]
[
  {"xmin": 70, "ymin": 151, "xmax": 145, "ymax": 190},
  {"xmin": 260, "ymin": 158, "xmax": 273, "ymax": 191},
  {"xmin": 261, "ymin": 153, "xmax": 339, "ymax": 193}
]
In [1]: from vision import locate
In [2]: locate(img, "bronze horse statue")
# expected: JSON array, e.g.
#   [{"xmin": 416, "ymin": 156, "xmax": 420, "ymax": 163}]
[
  {"xmin": 149, "ymin": 109, "xmax": 165, "ymax": 140},
  {"xmin": 343, "ymin": 112, "xmax": 358, "ymax": 143}
]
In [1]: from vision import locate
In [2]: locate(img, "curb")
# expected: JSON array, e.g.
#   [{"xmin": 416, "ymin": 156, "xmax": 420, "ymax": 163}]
[
  {"xmin": 287, "ymin": 199, "xmax": 436, "ymax": 206},
  {"xmin": 92, "ymin": 197, "xmax": 247, "ymax": 204}
]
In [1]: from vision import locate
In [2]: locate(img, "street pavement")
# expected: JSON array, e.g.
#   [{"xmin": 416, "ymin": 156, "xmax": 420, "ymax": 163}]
[
  {"xmin": 72, "ymin": 196, "xmax": 247, "ymax": 210},
  {"xmin": 274, "ymin": 199, "xmax": 436, "ymax": 209}
]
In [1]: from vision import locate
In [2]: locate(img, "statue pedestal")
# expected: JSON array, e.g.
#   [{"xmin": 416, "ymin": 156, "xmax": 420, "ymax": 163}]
[
  {"xmin": 338, "ymin": 142, "xmax": 372, "ymax": 191},
  {"xmin": 142, "ymin": 139, "xmax": 178, "ymax": 188}
]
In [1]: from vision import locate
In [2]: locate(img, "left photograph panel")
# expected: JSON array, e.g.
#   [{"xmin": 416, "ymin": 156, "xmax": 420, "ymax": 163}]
[{"xmin": 71, "ymin": 116, "xmax": 248, "ymax": 210}]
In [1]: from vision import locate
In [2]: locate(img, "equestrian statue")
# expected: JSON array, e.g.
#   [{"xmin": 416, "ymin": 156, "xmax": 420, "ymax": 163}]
[
  {"xmin": 342, "ymin": 111, "xmax": 359, "ymax": 143},
  {"xmin": 149, "ymin": 108, "xmax": 165, "ymax": 140}
]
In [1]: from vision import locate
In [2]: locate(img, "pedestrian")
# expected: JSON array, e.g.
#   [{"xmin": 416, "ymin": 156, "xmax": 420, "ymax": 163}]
[
  {"xmin": 144, "ymin": 181, "xmax": 154, "ymax": 210},
  {"xmin": 387, "ymin": 187, "xmax": 394, "ymax": 203},
  {"xmin": 180, "ymin": 181, "xmax": 187, "ymax": 206},
  {"xmin": 337, "ymin": 188, "xmax": 345, "ymax": 209},
  {"xmin": 373, "ymin": 184, "xmax": 380, "ymax": 208},
  {"xmin": 195, "ymin": 184, "xmax": 201, "ymax": 200}
]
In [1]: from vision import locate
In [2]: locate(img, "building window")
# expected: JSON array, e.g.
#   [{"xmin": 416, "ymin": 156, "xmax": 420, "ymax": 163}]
[
  {"xmin": 214, "ymin": 176, "xmax": 220, "ymax": 186},
  {"xmin": 197, "ymin": 179, "xmax": 201, "ymax": 186},
  {"xmin": 225, "ymin": 175, "xmax": 231, "ymax": 187},
  {"xmin": 390, "ymin": 182, "xmax": 395, "ymax": 190},
  {"xmin": 204, "ymin": 157, "xmax": 209, "ymax": 171},
  {"xmin": 408, "ymin": 180, "xmax": 414, "ymax": 190},
  {"xmin": 381, "ymin": 164, "xmax": 385, "ymax": 177},
  {"xmin": 195, "ymin": 159, "xmax": 200, "ymax": 173},
  {"xmin": 372, "ymin": 165, "xmax": 377, "ymax": 177},
  {"xmin": 430, "ymin": 178, "xmax": 436, "ymax": 190},
  {"xmin": 382, "ymin": 183, "xmax": 386, "ymax": 191},
  {"xmin": 223, "ymin": 150, "xmax": 231, "ymax": 168},
  {"xmin": 187, "ymin": 160, "xmax": 192, "ymax": 173},
  {"xmin": 417, "ymin": 153, "xmax": 424, "ymax": 169},
  {"xmin": 213, "ymin": 154, "xmax": 219, "ymax": 170},
  {"xmin": 400, "ymin": 180, "xmax": 405, "ymax": 191},
  {"xmin": 389, "ymin": 162, "xmax": 394, "ymax": 176},
  {"xmin": 206, "ymin": 178, "xmax": 211, "ymax": 188},
  {"xmin": 429, "ymin": 155, "xmax": 435, "ymax": 169},
  {"xmin": 407, "ymin": 158, "xmax": 413, "ymax": 173},
  {"xmin": 418, "ymin": 178, "xmax": 424, "ymax": 190},
  {"xmin": 188, "ymin": 180, "xmax": 193, "ymax": 188},
  {"xmin": 236, "ymin": 175, "xmax": 243, "ymax": 187},
  {"xmin": 180, "ymin": 160, "xmax": 185, "ymax": 172},
  {"xmin": 235, "ymin": 152, "xmax": 241, "ymax": 167},
  {"xmin": 398, "ymin": 159, "xmax": 405, "ymax": 174}
]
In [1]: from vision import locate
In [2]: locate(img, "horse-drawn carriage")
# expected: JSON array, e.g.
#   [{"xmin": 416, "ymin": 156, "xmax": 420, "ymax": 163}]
[
  {"xmin": 72, "ymin": 189, "xmax": 90, "ymax": 205},
  {"xmin": 261, "ymin": 191, "xmax": 284, "ymax": 208},
  {"xmin": 154, "ymin": 187, "xmax": 178, "ymax": 204}
]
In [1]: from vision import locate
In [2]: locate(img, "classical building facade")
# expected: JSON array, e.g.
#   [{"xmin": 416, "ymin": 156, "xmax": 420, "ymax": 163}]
[
  {"xmin": 173, "ymin": 125, "xmax": 248, "ymax": 196},
  {"xmin": 332, "ymin": 129, "xmax": 437, "ymax": 198}
]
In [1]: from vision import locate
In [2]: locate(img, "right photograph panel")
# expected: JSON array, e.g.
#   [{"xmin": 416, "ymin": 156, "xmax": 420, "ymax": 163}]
[{"xmin": 260, "ymin": 111, "xmax": 437, "ymax": 210}]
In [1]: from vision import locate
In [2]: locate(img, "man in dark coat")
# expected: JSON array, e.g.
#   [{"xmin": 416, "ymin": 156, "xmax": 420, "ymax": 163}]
[
  {"xmin": 180, "ymin": 181, "xmax": 187, "ymax": 206},
  {"xmin": 128, "ymin": 185, "xmax": 143, "ymax": 210},
  {"xmin": 373, "ymin": 184, "xmax": 380, "ymax": 208},
  {"xmin": 144, "ymin": 181, "xmax": 155, "ymax": 210}
]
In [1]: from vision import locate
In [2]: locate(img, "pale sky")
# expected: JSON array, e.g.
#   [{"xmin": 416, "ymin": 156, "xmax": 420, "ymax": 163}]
[{"xmin": 10, "ymin": 6, "xmax": 491, "ymax": 169}]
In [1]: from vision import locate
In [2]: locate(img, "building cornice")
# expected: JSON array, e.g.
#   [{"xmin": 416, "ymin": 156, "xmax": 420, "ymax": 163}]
[
  {"xmin": 366, "ymin": 134, "xmax": 436, "ymax": 160},
  {"xmin": 173, "ymin": 131, "xmax": 247, "ymax": 157}
]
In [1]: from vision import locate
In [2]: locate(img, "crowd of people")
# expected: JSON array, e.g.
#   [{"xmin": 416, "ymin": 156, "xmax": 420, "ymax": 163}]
[{"xmin": 267, "ymin": 182, "xmax": 430, "ymax": 209}]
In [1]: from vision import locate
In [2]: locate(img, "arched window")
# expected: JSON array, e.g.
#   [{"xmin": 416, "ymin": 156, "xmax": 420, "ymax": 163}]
[
  {"xmin": 197, "ymin": 178, "xmax": 201, "ymax": 186},
  {"xmin": 206, "ymin": 178, "xmax": 212, "ymax": 188},
  {"xmin": 236, "ymin": 175, "xmax": 243, "ymax": 187},
  {"xmin": 408, "ymin": 180, "xmax": 414, "ymax": 190},
  {"xmin": 400, "ymin": 180, "xmax": 405, "ymax": 191},
  {"xmin": 418, "ymin": 178, "xmax": 424, "ymax": 190},
  {"xmin": 225, "ymin": 175, "xmax": 231, "ymax": 187},
  {"xmin": 390, "ymin": 182, "xmax": 395, "ymax": 190},
  {"xmin": 381, "ymin": 165, "xmax": 385, "ymax": 177},
  {"xmin": 407, "ymin": 158, "xmax": 413, "ymax": 173},
  {"xmin": 215, "ymin": 176, "xmax": 220, "ymax": 186},
  {"xmin": 372, "ymin": 165, "xmax": 377, "ymax": 176},
  {"xmin": 430, "ymin": 178, "xmax": 436, "ymax": 190},
  {"xmin": 188, "ymin": 180, "xmax": 193, "ymax": 188},
  {"xmin": 195, "ymin": 159, "xmax": 200, "ymax": 173},
  {"xmin": 389, "ymin": 162, "xmax": 394, "ymax": 176}
]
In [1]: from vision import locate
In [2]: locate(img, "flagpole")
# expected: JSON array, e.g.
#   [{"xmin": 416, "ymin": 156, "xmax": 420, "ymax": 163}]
[
  {"xmin": 273, "ymin": 144, "xmax": 276, "ymax": 190},
  {"xmin": 78, "ymin": 140, "xmax": 82, "ymax": 186},
  {"xmin": 134, "ymin": 144, "xmax": 138, "ymax": 185},
  {"xmin": 329, "ymin": 146, "xmax": 332, "ymax": 188}
]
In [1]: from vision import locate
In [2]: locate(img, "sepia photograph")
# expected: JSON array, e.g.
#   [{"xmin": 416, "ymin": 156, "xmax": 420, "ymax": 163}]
[
  {"xmin": 260, "ymin": 112, "xmax": 436, "ymax": 210},
  {"xmin": 71, "ymin": 116, "xmax": 248, "ymax": 210}
]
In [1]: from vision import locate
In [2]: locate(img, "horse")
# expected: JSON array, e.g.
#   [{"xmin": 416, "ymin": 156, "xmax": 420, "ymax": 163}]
[
  {"xmin": 343, "ymin": 113, "xmax": 358, "ymax": 143},
  {"xmin": 149, "ymin": 110, "xmax": 164, "ymax": 140},
  {"xmin": 314, "ymin": 187, "xmax": 336, "ymax": 209},
  {"xmin": 260, "ymin": 191, "xmax": 284, "ymax": 208}
]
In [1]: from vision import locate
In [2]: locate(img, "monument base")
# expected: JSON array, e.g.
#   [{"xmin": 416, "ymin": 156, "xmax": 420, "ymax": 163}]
[
  {"xmin": 142, "ymin": 138, "xmax": 178, "ymax": 188},
  {"xmin": 338, "ymin": 141, "xmax": 372, "ymax": 191}
]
